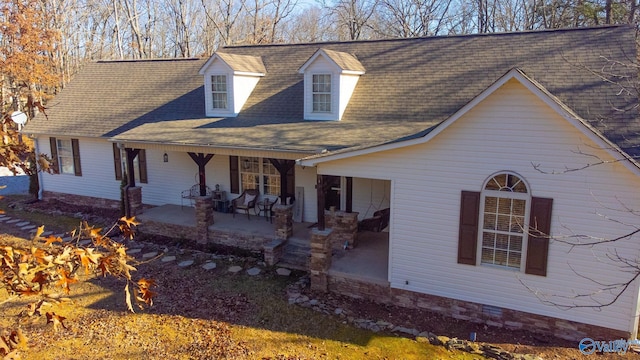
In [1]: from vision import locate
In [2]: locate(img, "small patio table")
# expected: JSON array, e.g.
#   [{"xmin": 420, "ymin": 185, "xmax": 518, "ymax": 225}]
[{"xmin": 257, "ymin": 199, "xmax": 274, "ymax": 223}]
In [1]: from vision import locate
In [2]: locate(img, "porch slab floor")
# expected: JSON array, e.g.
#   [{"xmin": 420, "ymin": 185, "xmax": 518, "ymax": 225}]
[
  {"xmin": 137, "ymin": 204, "xmax": 313, "ymax": 241},
  {"xmin": 330, "ymin": 231, "xmax": 389, "ymax": 283}
]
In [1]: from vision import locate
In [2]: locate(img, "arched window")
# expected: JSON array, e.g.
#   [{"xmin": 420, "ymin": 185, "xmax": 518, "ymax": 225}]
[
  {"xmin": 458, "ymin": 173, "xmax": 553, "ymax": 276},
  {"xmin": 479, "ymin": 173, "xmax": 530, "ymax": 270}
]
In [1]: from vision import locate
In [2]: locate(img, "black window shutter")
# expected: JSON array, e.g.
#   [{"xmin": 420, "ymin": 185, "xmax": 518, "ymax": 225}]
[
  {"xmin": 49, "ymin": 137, "xmax": 59, "ymax": 173},
  {"xmin": 71, "ymin": 139, "xmax": 82, "ymax": 176},
  {"xmin": 525, "ymin": 197, "xmax": 553, "ymax": 276},
  {"xmin": 229, "ymin": 156, "xmax": 239, "ymax": 194},
  {"xmin": 138, "ymin": 149, "xmax": 148, "ymax": 183},
  {"xmin": 458, "ymin": 191, "xmax": 480, "ymax": 265},
  {"xmin": 113, "ymin": 143, "xmax": 123, "ymax": 180}
]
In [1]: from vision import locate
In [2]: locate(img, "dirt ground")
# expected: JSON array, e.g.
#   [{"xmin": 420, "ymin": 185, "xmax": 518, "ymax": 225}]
[{"xmin": 9, "ymin": 198, "xmax": 640, "ymax": 359}]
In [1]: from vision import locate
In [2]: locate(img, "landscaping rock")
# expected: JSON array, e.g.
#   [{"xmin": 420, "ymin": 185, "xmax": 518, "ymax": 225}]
[
  {"xmin": 15, "ymin": 221, "xmax": 30, "ymax": 227},
  {"xmin": 178, "ymin": 260, "xmax": 194, "ymax": 268},
  {"xmin": 142, "ymin": 251, "xmax": 159, "ymax": 259},
  {"xmin": 127, "ymin": 248, "xmax": 142, "ymax": 254},
  {"xmin": 334, "ymin": 308, "xmax": 343, "ymax": 315},
  {"xmin": 276, "ymin": 268, "xmax": 291, "ymax": 276},
  {"xmin": 202, "ymin": 262, "xmax": 217, "ymax": 270},
  {"xmin": 434, "ymin": 336, "xmax": 450, "ymax": 346},
  {"xmin": 161, "ymin": 255, "xmax": 176, "ymax": 262},
  {"xmin": 392, "ymin": 326, "xmax": 419, "ymax": 336},
  {"xmin": 228, "ymin": 265, "xmax": 243, "ymax": 273},
  {"xmin": 246, "ymin": 267, "xmax": 261, "ymax": 276}
]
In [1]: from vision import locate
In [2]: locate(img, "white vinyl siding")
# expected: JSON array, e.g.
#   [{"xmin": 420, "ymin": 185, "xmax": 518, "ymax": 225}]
[
  {"xmin": 39, "ymin": 138, "xmax": 119, "ymax": 200},
  {"xmin": 316, "ymin": 78, "xmax": 640, "ymax": 333}
]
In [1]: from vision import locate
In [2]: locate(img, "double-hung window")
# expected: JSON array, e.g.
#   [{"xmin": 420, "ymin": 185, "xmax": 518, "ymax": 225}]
[
  {"xmin": 56, "ymin": 139, "xmax": 75, "ymax": 175},
  {"xmin": 49, "ymin": 137, "xmax": 82, "ymax": 176},
  {"xmin": 211, "ymin": 75, "xmax": 228, "ymax": 109},
  {"xmin": 312, "ymin": 74, "xmax": 331, "ymax": 112}
]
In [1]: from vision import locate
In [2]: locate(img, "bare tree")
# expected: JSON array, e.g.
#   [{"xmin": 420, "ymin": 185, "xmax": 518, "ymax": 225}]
[
  {"xmin": 201, "ymin": 0, "xmax": 246, "ymax": 47},
  {"xmin": 377, "ymin": 0, "xmax": 453, "ymax": 37},
  {"xmin": 324, "ymin": 0, "xmax": 379, "ymax": 40}
]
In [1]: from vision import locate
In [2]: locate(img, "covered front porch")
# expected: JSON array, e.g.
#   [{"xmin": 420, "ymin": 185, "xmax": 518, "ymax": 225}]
[
  {"xmin": 136, "ymin": 204, "xmax": 389, "ymax": 283},
  {"xmin": 137, "ymin": 203, "xmax": 313, "ymax": 244}
]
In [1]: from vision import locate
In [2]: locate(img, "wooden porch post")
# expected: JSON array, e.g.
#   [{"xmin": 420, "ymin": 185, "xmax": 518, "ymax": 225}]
[
  {"xmin": 188, "ymin": 152, "xmax": 214, "ymax": 195},
  {"xmin": 346, "ymin": 177, "xmax": 353, "ymax": 213},
  {"xmin": 125, "ymin": 148, "xmax": 140, "ymax": 187},
  {"xmin": 317, "ymin": 175, "xmax": 326, "ymax": 230},
  {"xmin": 269, "ymin": 159, "xmax": 295, "ymax": 204}
]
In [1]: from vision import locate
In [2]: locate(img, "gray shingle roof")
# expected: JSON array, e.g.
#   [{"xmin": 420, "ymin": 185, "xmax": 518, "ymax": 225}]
[
  {"xmin": 214, "ymin": 53, "xmax": 266, "ymax": 74},
  {"xmin": 314, "ymin": 49, "xmax": 366, "ymax": 72},
  {"xmin": 25, "ymin": 26, "xmax": 639, "ymax": 157}
]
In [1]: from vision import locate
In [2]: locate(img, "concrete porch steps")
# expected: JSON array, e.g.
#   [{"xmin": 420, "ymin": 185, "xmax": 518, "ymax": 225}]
[{"xmin": 277, "ymin": 242, "xmax": 310, "ymax": 271}]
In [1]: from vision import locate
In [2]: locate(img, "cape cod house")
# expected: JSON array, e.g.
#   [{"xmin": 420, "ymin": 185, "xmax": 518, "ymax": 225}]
[{"xmin": 24, "ymin": 25, "xmax": 640, "ymax": 340}]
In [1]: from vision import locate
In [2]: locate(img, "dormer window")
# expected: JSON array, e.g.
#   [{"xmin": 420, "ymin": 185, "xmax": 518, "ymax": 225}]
[
  {"xmin": 199, "ymin": 53, "xmax": 266, "ymax": 117},
  {"xmin": 312, "ymin": 74, "xmax": 332, "ymax": 112},
  {"xmin": 211, "ymin": 75, "xmax": 228, "ymax": 109},
  {"xmin": 299, "ymin": 49, "xmax": 365, "ymax": 121}
]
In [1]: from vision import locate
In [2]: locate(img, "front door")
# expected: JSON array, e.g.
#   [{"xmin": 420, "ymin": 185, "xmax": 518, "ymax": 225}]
[{"xmin": 324, "ymin": 175, "xmax": 341, "ymax": 210}]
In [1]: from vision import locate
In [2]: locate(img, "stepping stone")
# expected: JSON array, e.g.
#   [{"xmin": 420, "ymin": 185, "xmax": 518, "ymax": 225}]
[
  {"xmin": 142, "ymin": 251, "xmax": 158, "ymax": 259},
  {"xmin": 61, "ymin": 237, "xmax": 72, "ymax": 243},
  {"xmin": 79, "ymin": 239, "xmax": 92, "ymax": 246},
  {"xmin": 0, "ymin": 216, "xmax": 10, "ymax": 222},
  {"xmin": 6, "ymin": 219, "xmax": 20, "ymax": 224},
  {"xmin": 54, "ymin": 233, "xmax": 66, "ymax": 238},
  {"xmin": 161, "ymin": 255, "xmax": 176, "ymax": 262},
  {"xmin": 16, "ymin": 221, "xmax": 30, "ymax": 227},
  {"xmin": 202, "ymin": 262, "xmax": 217, "ymax": 270},
  {"xmin": 42, "ymin": 231, "xmax": 53, "ymax": 237},
  {"xmin": 228, "ymin": 265, "xmax": 243, "ymax": 273},
  {"xmin": 276, "ymin": 268, "xmax": 291, "ymax": 276},
  {"xmin": 21, "ymin": 225, "xmax": 37, "ymax": 231},
  {"xmin": 246, "ymin": 267, "xmax": 261, "ymax": 276},
  {"xmin": 178, "ymin": 260, "xmax": 194, "ymax": 268},
  {"xmin": 127, "ymin": 248, "xmax": 142, "ymax": 254}
]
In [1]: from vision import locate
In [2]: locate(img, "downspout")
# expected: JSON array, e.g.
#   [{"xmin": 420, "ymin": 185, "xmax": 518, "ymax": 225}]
[
  {"xmin": 33, "ymin": 136, "xmax": 44, "ymax": 200},
  {"xmin": 629, "ymin": 276, "xmax": 640, "ymax": 339}
]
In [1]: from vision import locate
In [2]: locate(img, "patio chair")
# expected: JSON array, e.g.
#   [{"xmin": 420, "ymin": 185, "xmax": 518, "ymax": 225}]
[
  {"xmin": 358, "ymin": 208, "xmax": 390, "ymax": 232},
  {"xmin": 181, "ymin": 184, "xmax": 213, "ymax": 208},
  {"xmin": 231, "ymin": 189, "xmax": 260, "ymax": 219}
]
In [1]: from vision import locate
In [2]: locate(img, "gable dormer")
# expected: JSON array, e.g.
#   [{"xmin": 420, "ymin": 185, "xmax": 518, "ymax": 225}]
[
  {"xmin": 199, "ymin": 52, "xmax": 266, "ymax": 117},
  {"xmin": 298, "ymin": 49, "xmax": 365, "ymax": 121}
]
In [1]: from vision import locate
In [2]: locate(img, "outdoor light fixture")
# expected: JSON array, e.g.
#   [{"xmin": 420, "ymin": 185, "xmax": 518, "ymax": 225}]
[{"xmin": 163, "ymin": 153, "xmax": 168, "ymax": 162}]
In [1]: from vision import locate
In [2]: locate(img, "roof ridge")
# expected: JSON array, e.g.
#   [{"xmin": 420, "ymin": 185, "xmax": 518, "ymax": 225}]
[
  {"xmin": 222, "ymin": 24, "xmax": 630, "ymax": 49},
  {"xmin": 96, "ymin": 58, "xmax": 203, "ymax": 64}
]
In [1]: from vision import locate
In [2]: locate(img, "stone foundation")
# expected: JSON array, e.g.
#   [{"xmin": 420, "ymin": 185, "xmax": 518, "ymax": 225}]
[
  {"xmin": 126, "ymin": 187, "xmax": 143, "ymax": 216},
  {"xmin": 310, "ymin": 228, "xmax": 333, "ymax": 292},
  {"xmin": 42, "ymin": 191, "xmax": 120, "ymax": 210},
  {"xmin": 327, "ymin": 273, "xmax": 629, "ymax": 341},
  {"xmin": 274, "ymin": 204, "xmax": 293, "ymax": 240},
  {"xmin": 324, "ymin": 210, "xmax": 358, "ymax": 249},
  {"xmin": 195, "ymin": 195, "xmax": 213, "ymax": 244},
  {"xmin": 263, "ymin": 238, "xmax": 287, "ymax": 266}
]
